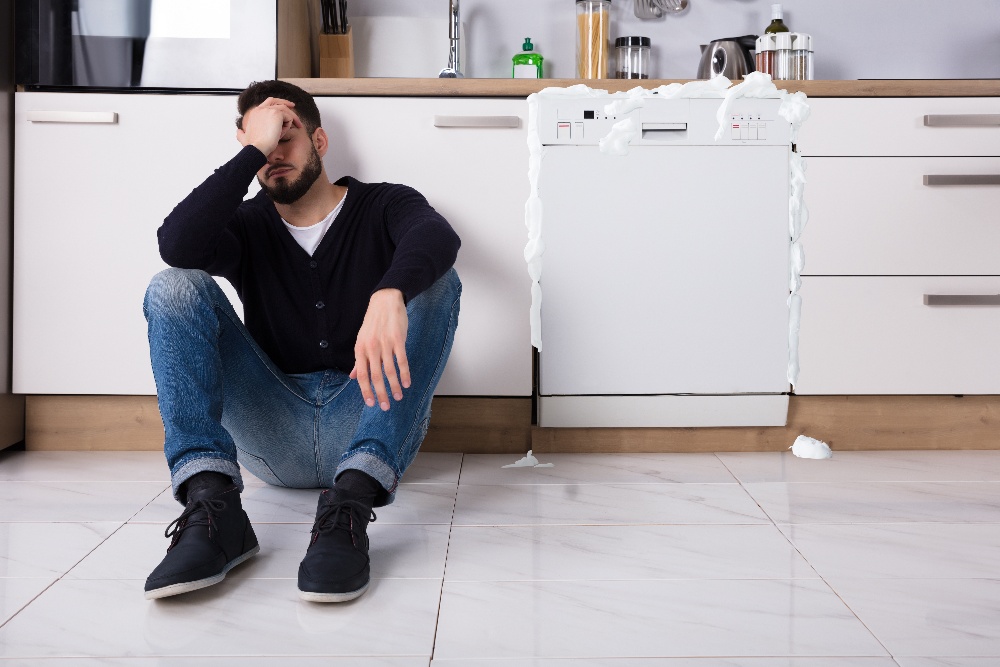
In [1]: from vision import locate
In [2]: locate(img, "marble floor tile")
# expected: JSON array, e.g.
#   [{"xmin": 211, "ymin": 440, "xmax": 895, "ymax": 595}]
[
  {"xmin": 0, "ymin": 660, "xmax": 429, "ymax": 667},
  {"xmin": 431, "ymin": 660, "xmax": 899, "ymax": 666},
  {"xmin": 400, "ymin": 452, "xmax": 464, "ymax": 484},
  {"xmin": 453, "ymin": 483, "xmax": 769, "ymax": 526},
  {"xmin": 445, "ymin": 524, "xmax": 817, "ymax": 581},
  {"xmin": 779, "ymin": 523, "xmax": 1000, "ymax": 579},
  {"xmin": 0, "ymin": 522, "xmax": 120, "ymax": 578},
  {"xmin": 0, "ymin": 577, "xmax": 57, "ymax": 625},
  {"xmin": 68, "ymin": 522, "xmax": 451, "ymax": 581},
  {"xmin": 0, "ymin": 482, "xmax": 169, "ymax": 522},
  {"xmin": 896, "ymin": 660, "xmax": 1000, "ymax": 667},
  {"xmin": 744, "ymin": 481, "xmax": 1000, "ymax": 524},
  {"xmin": 0, "ymin": 577, "xmax": 442, "ymax": 659},
  {"xmin": 0, "ymin": 450, "xmax": 169, "ymax": 482},
  {"xmin": 433, "ymin": 579, "xmax": 886, "ymax": 659},
  {"xmin": 717, "ymin": 450, "xmax": 1000, "ymax": 483},
  {"xmin": 131, "ymin": 483, "xmax": 458, "ymax": 525},
  {"xmin": 460, "ymin": 453, "xmax": 738, "ymax": 485},
  {"xmin": 828, "ymin": 578, "xmax": 1000, "ymax": 656}
]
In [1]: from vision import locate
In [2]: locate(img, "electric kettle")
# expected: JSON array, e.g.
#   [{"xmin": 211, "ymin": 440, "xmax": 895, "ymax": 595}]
[{"xmin": 697, "ymin": 35, "xmax": 758, "ymax": 79}]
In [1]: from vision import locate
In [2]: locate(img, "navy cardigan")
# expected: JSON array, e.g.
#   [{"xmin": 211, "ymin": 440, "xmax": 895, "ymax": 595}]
[{"xmin": 157, "ymin": 145, "xmax": 461, "ymax": 374}]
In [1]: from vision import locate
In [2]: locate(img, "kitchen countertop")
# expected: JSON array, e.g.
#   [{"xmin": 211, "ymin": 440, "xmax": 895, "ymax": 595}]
[{"xmin": 284, "ymin": 78, "xmax": 1000, "ymax": 98}]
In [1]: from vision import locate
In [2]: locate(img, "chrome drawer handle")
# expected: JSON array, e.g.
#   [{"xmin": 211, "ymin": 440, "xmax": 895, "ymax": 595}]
[
  {"xmin": 924, "ymin": 294, "xmax": 1000, "ymax": 306},
  {"xmin": 923, "ymin": 174, "xmax": 1000, "ymax": 186},
  {"xmin": 923, "ymin": 114, "xmax": 1000, "ymax": 127},
  {"xmin": 433, "ymin": 115, "xmax": 520, "ymax": 128},
  {"xmin": 27, "ymin": 111, "xmax": 118, "ymax": 124}
]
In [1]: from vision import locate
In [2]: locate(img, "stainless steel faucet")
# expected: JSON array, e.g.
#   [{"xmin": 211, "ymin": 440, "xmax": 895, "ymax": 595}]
[{"xmin": 438, "ymin": 0, "xmax": 463, "ymax": 78}]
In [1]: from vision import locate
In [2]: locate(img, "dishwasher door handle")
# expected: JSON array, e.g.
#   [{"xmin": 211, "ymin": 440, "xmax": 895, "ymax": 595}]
[
  {"xmin": 642, "ymin": 122, "xmax": 688, "ymax": 132},
  {"xmin": 27, "ymin": 111, "xmax": 119, "ymax": 124},
  {"xmin": 923, "ymin": 174, "xmax": 1000, "ymax": 186},
  {"xmin": 923, "ymin": 114, "xmax": 1000, "ymax": 127},
  {"xmin": 924, "ymin": 294, "xmax": 1000, "ymax": 306},
  {"xmin": 433, "ymin": 115, "xmax": 520, "ymax": 128}
]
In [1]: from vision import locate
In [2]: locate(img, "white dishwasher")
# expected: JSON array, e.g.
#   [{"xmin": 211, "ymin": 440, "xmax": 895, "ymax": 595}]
[{"xmin": 535, "ymin": 95, "xmax": 793, "ymax": 427}]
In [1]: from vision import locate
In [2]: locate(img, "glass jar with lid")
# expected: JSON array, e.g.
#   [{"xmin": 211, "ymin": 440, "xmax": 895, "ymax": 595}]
[
  {"xmin": 576, "ymin": 0, "xmax": 611, "ymax": 79},
  {"xmin": 615, "ymin": 36, "xmax": 650, "ymax": 79}
]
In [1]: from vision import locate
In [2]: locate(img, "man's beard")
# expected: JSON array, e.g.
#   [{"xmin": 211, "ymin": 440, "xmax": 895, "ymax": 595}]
[{"xmin": 259, "ymin": 145, "xmax": 324, "ymax": 205}]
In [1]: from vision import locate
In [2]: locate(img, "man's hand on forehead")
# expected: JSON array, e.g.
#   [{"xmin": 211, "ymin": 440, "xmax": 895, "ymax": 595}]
[{"xmin": 236, "ymin": 97, "xmax": 304, "ymax": 156}]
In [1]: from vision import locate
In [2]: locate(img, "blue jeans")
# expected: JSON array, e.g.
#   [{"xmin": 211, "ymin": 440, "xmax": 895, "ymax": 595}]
[{"xmin": 143, "ymin": 268, "xmax": 461, "ymax": 506}]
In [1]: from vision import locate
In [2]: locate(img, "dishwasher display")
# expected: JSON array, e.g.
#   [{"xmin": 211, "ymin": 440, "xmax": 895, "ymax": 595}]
[{"xmin": 535, "ymin": 96, "xmax": 793, "ymax": 427}]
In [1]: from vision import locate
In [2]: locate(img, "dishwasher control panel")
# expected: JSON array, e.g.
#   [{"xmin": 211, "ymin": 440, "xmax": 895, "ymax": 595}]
[{"xmin": 538, "ymin": 97, "xmax": 790, "ymax": 147}]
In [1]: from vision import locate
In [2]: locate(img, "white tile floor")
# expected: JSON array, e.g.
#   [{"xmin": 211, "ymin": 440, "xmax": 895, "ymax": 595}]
[{"xmin": 1, "ymin": 449, "xmax": 999, "ymax": 665}]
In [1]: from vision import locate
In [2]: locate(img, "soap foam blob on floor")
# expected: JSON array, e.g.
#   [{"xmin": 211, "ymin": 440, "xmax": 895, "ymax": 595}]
[
  {"xmin": 502, "ymin": 450, "xmax": 555, "ymax": 468},
  {"xmin": 790, "ymin": 435, "xmax": 832, "ymax": 459}
]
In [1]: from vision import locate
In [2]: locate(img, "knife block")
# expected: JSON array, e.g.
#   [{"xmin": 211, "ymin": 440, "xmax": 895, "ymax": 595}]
[{"xmin": 319, "ymin": 26, "xmax": 354, "ymax": 78}]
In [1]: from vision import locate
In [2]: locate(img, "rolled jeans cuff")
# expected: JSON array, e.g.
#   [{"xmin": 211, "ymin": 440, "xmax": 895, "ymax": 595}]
[{"xmin": 171, "ymin": 456, "xmax": 245, "ymax": 503}]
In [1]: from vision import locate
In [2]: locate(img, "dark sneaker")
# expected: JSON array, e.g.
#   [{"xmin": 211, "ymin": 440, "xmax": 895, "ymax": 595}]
[
  {"xmin": 297, "ymin": 490, "xmax": 377, "ymax": 602},
  {"xmin": 144, "ymin": 485, "xmax": 259, "ymax": 600}
]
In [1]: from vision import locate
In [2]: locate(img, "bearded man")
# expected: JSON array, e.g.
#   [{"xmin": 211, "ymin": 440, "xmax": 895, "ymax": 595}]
[{"xmin": 142, "ymin": 80, "xmax": 461, "ymax": 602}]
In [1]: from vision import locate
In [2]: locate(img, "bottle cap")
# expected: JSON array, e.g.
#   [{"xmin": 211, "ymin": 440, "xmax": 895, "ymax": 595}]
[
  {"xmin": 771, "ymin": 3, "xmax": 782, "ymax": 19},
  {"xmin": 522, "ymin": 38, "xmax": 533, "ymax": 51},
  {"xmin": 792, "ymin": 33, "xmax": 812, "ymax": 51},
  {"xmin": 755, "ymin": 33, "xmax": 777, "ymax": 52},
  {"xmin": 615, "ymin": 36, "xmax": 651, "ymax": 48},
  {"xmin": 774, "ymin": 32, "xmax": 793, "ymax": 50}
]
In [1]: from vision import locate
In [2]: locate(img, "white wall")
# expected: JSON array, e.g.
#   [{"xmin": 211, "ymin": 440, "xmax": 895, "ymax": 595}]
[{"xmin": 349, "ymin": 0, "xmax": 1000, "ymax": 80}]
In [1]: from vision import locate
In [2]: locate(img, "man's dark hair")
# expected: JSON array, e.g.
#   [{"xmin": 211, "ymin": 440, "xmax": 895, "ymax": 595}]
[{"xmin": 236, "ymin": 80, "xmax": 322, "ymax": 135}]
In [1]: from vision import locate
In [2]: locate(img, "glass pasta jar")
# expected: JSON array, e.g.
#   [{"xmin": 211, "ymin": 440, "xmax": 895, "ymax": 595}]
[{"xmin": 576, "ymin": 0, "xmax": 611, "ymax": 79}]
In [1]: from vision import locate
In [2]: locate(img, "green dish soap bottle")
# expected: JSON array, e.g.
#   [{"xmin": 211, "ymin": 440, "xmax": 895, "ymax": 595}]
[{"xmin": 512, "ymin": 38, "xmax": 543, "ymax": 79}]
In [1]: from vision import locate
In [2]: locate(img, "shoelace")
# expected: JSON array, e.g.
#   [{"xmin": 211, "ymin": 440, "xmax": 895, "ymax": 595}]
[
  {"xmin": 311, "ymin": 498, "xmax": 377, "ymax": 547},
  {"xmin": 164, "ymin": 498, "xmax": 228, "ymax": 545}
]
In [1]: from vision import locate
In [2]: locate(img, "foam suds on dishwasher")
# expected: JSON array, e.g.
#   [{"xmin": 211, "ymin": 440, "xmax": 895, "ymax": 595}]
[{"xmin": 525, "ymin": 74, "xmax": 810, "ymax": 385}]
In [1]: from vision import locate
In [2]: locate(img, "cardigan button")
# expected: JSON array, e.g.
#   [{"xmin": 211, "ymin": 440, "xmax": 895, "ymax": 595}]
[
  {"xmin": 315, "ymin": 301, "xmax": 325, "ymax": 309},
  {"xmin": 319, "ymin": 340, "xmax": 329, "ymax": 349},
  {"xmin": 309, "ymin": 260, "xmax": 318, "ymax": 268}
]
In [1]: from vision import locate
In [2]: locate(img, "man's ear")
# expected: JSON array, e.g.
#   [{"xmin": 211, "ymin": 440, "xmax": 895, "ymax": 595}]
[{"xmin": 313, "ymin": 127, "xmax": 329, "ymax": 156}]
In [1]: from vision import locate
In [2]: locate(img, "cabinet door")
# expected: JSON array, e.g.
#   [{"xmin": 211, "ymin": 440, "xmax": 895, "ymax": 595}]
[
  {"xmin": 801, "ymin": 157, "xmax": 1000, "ymax": 275},
  {"xmin": 798, "ymin": 98, "xmax": 1000, "ymax": 157},
  {"xmin": 14, "ymin": 92, "xmax": 244, "ymax": 395},
  {"xmin": 314, "ymin": 97, "xmax": 531, "ymax": 396},
  {"xmin": 796, "ymin": 276, "xmax": 1000, "ymax": 394}
]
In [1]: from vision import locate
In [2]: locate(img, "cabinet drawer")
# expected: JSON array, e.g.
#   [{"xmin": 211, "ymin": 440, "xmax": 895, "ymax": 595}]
[
  {"xmin": 798, "ymin": 98, "xmax": 1000, "ymax": 157},
  {"xmin": 796, "ymin": 276, "xmax": 1000, "ymax": 394},
  {"xmin": 802, "ymin": 157, "xmax": 1000, "ymax": 275}
]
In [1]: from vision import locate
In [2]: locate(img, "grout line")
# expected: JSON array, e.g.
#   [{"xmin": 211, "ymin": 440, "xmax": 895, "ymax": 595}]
[
  {"xmin": 0, "ymin": 482, "xmax": 170, "ymax": 631},
  {"xmin": 0, "ymin": 577, "xmax": 61, "ymax": 632},
  {"xmin": 428, "ymin": 453, "xmax": 462, "ymax": 662}
]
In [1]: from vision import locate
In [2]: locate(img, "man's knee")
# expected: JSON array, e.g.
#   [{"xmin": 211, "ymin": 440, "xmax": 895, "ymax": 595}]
[
  {"xmin": 143, "ymin": 268, "xmax": 215, "ymax": 318},
  {"xmin": 408, "ymin": 268, "xmax": 462, "ymax": 315}
]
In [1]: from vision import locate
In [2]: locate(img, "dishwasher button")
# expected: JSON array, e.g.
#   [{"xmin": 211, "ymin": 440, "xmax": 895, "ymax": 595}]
[
  {"xmin": 740, "ymin": 125, "xmax": 749, "ymax": 140},
  {"xmin": 749, "ymin": 123, "xmax": 759, "ymax": 140},
  {"xmin": 731, "ymin": 123, "xmax": 741, "ymax": 140},
  {"xmin": 557, "ymin": 122, "xmax": 571, "ymax": 140},
  {"xmin": 574, "ymin": 122, "xmax": 584, "ymax": 138},
  {"xmin": 757, "ymin": 123, "xmax": 767, "ymax": 140}
]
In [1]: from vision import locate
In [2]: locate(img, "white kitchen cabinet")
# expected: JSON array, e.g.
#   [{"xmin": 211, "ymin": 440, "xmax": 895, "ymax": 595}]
[
  {"xmin": 14, "ymin": 92, "xmax": 244, "ymax": 395},
  {"xmin": 797, "ymin": 277, "xmax": 1000, "ymax": 394},
  {"xmin": 796, "ymin": 97, "xmax": 1000, "ymax": 395},
  {"xmin": 14, "ymin": 92, "xmax": 531, "ymax": 396},
  {"xmin": 312, "ymin": 97, "xmax": 531, "ymax": 396},
  {"xmin": 803, "ymin": 157, "xmax": 1000, "ymax": 275},
  {"xmin": 796, "ymin": 98, "xmax": 1000, "ymax": 157}
]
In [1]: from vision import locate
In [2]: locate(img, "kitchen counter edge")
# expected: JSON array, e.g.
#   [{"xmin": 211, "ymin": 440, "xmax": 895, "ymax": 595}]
[{"xmin": 283, "ymin": 78, "xmax": 1000, "ymax": 98}]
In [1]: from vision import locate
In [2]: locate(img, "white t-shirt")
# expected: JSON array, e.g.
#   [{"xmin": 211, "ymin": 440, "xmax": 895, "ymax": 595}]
[{"xmin": 281, "ymin": 193, "xmax": 347, "ymax": 256}]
